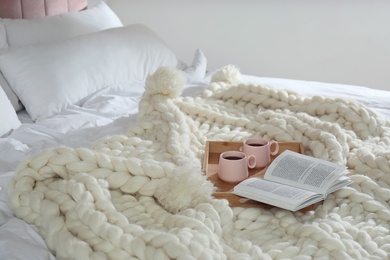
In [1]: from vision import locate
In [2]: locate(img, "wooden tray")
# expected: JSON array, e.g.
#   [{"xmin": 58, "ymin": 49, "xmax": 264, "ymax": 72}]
[{"xmin": 202, "ymin": 141, "xmax": 316, "ymax": 211}]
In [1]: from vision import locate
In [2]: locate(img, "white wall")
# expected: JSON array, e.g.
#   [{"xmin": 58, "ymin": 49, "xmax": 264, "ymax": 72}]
[{"xmin": 107, "ymin": 0, "xmax": 390, "ymax": 91}]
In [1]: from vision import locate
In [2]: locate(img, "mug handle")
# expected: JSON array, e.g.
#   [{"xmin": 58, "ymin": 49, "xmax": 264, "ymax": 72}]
[
  {"xmin": 247, "ymin": 155, "xmax": 256, "ymax": 169},
  {"xmin": 269, "ymin": 140, "xmax": 279, "ymax": 155}
]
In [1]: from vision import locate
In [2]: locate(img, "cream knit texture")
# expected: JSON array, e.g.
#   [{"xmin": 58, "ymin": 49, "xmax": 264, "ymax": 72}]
[{"xmin": 8, "ymin": 66, "xmax": 390, "ymax": 259}]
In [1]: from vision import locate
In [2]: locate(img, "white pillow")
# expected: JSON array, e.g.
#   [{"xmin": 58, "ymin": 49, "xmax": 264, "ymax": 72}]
[
  {"xmin": 0, "ymin": 0, "xmax": 123, "ymax": 112},
  {"xmin": 0, "ymin": 24, "xmax": 180, "ymax": 121},
  {"xmin": 0, "ymin": 72, "xmax": 20, "ymax": 111},
  {"xmin": 1, "ymin": 0, "xmax": 122, "ymax": 48},
  {"xmin": 0, "ymin": 24, "xmax": 6, "ymax": 50},
  {"xmin": 0, "ymin": 26, "xmax": 18, "ymax": 112},
  {"xmin": 0, "ymin": 85, "xmax": 20, "ymax": 137},
  {"xmin": 184, "ymin": 48, "xmax": 208, "ymax": 83}
]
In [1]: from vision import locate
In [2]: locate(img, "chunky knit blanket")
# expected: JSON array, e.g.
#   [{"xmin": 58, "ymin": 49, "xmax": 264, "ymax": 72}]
[{"xmin": 8, "ymin": 66, "xmax": 390, "ymax": 259}]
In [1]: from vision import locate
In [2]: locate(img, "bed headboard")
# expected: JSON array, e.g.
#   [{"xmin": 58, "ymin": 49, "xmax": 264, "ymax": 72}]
[{"xmin": 0, "ymin": 0, "xmax": 88, "ymax": 19}]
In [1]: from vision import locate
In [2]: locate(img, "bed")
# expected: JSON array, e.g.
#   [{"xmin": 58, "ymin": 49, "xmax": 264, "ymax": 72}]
[{"xmin": 0, "ymin": 0, "xmax": 390, "ymax": 259}]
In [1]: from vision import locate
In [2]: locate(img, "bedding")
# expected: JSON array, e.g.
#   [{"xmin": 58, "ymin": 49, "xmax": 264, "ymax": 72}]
[
  {"xmin": 0, "ymin": 24, "xmax": 182, "ymax": 121},
  {"xmin": 1, "ymin": 65, "xmax": 390, "ymax": 259}
]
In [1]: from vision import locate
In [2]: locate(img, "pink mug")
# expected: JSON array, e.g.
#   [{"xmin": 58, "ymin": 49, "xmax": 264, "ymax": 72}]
[
  {"xmin": 242, "ymin": 138, "xmax": 279, "ymax": 168},
  {"xmin": 218, "ymin": 151, "xmax": 256, "ymax": 183}
]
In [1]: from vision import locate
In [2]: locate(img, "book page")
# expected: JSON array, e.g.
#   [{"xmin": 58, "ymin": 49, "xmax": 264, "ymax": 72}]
[
  {"xmin": 264, "ymin": 150, "xmax": 347, "ymax": 194},
  {"xmin": 243, "ymin": 179, "xmax": 315, "ymax": 200},
  {"xmin": 232, "ymin": 178, "xmax": 321, "ymax": 211}
]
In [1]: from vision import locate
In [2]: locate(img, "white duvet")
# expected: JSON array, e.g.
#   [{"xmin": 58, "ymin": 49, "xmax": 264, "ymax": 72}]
[{"xmin": 1, "ymin": 70, "xmax": 390, "ymax": 259}]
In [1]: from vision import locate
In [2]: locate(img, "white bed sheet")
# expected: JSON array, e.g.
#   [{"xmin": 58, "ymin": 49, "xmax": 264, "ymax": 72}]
[{"xmin": 0, "ymin": 74, "xmax": 389, "ymax": 259}]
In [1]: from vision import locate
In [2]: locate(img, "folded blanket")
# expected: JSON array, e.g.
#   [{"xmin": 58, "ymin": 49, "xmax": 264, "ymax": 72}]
[{"xmin": 8, "ymin": 66, "xmax": 390, "ymax": 259}]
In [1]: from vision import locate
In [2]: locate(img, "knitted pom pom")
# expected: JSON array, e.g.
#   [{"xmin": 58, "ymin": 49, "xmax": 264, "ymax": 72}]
[
  {"xmin": 211, "ymin": 65, "xmax": 242, "ymax": 84},
  {"xmin": 145, "ymin": 66, "xmax": 186, "ymax": 98},
  {"xmin": 155, "ymin": 165, "xmax": 215, "ymax": 213}
]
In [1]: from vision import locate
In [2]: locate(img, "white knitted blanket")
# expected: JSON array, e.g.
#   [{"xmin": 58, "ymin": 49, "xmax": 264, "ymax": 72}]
[{"xmin": 8, "ymin": 66, "xmax": 390, "ymax": 259}]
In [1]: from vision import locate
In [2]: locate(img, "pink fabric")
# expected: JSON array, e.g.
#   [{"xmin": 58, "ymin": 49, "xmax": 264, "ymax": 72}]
[{"xmin": 0, "ymin": 0, "xmax": 88, "ymax": 19}]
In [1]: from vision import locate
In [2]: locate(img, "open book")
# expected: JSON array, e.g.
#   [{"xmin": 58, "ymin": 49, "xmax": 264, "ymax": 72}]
[{"xmin": 232, "ymin": 150, "xmax": 352, "ymax": 211}]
